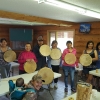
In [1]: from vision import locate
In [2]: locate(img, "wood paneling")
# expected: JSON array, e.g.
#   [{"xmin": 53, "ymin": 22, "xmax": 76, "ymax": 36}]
[
  {"xmin": 0, "ymin": 21, "xmax": 100, "ymax": 60},
  {"xmin": 74, "ymin": 23, "xmax": 100, "ymax": 59}
]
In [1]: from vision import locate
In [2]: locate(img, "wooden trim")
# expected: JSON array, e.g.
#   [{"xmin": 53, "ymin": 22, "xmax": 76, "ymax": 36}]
[{"xmin": 0, "ymin": 10, "xmax": 75, "ymax": 26}]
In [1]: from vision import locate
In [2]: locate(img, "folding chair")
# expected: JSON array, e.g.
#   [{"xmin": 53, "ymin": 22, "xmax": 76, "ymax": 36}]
[{"xmin": 0, "ymin": 66, "xmax": 7, "ymax": 78}]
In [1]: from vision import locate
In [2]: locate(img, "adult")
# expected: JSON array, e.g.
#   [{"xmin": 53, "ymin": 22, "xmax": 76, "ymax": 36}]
[
  {"xmin": 62, "ymin": 41, "xmax": 78, "ymax": 92},
  {"xmin": 32, "ymin": 36, "xmax": 46, "ymax": 70},
  {"xmin": 0, "ymin": 38, "xmax": 11, "ymax": 77},
  {"xmin": 18, "ymin": 43, "xmax": 37, "ymax": 74},
  {"xmin": 96, "ymin": 42, "xmax": 100, "ymax": 69},
  {"xmin": 83, "ymin": 41, "xmax": 98, "ymax": 83},
  {"xmin": 22, "ymin": 74, "xmax": 43, "ymax": 100},
  {"xmin": 47, "ymin": 40, "xmax": 61, "ymax": 89}
]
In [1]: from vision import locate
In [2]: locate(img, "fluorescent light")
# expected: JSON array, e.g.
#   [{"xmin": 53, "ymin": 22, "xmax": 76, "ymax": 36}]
[{"xmin": 37, "ymin": 0, "xmax": 100, "ymax": 19}]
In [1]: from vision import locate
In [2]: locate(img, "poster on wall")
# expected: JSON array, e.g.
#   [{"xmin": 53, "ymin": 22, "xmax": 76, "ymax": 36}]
[{"xmin": 79, "ymin": 23, "xmax": 91, "ymax": 33}]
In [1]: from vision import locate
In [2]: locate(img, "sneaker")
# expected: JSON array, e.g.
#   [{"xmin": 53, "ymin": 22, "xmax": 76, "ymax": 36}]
[
  {"xmin": 71, "ymin": 88, "xmax": 76, "ymax": 92},
  {"xmin": 54, "ymin": 83, "xmax": 58, "ymax": 89},
  {"xmin": 50, "ymin": 83, "xmax": 54, "ymax": 89},
  {"xmin": 64, "ymin": 88, "xmax": 68, "ymax": 92}
]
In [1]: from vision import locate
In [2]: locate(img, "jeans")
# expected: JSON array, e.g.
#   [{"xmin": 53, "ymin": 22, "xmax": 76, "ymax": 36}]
[
  {"xmin": 51, "ymin": 65, "xmax": 59, "ymax": 83},
  {"xmin": 62, "ymin": 66, "xmax": 75, "ymax": 89}
]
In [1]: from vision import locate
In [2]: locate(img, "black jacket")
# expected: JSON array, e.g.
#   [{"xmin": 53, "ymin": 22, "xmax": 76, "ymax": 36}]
[{"xmin": 32, "ymin": 44, "xmax": 46, "ymax": 70}]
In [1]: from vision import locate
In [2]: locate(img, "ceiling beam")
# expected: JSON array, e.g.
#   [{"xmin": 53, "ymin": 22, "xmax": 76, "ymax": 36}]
[{"xmin": 0, "ymin": 10, "xmax": 75, "ymax": 26}]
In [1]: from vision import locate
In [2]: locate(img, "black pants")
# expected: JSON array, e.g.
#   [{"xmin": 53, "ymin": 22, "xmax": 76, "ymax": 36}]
[
  {"xmin": 51, "ymin": 65, "xmax": 59, "ymax": 83},
  {"xmin": 19, "ymin": 70, "xmax": 26, "ymax": 75}
]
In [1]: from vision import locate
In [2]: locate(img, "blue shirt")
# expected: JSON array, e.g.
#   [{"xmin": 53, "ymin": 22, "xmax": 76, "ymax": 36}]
[{"xmin": 96, "ymin": 51, "xmax": 100, "ymax": 68}]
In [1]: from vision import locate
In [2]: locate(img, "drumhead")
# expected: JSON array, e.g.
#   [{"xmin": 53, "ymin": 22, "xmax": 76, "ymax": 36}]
[
  {"xmin": 50, "ymin": 49, "xmax": 61, "ymax": 60},
  {"xmin": 24, "ymin": 61, "xmax": 37, "ymax": 73},
  {"xmin": 79, "ymin": 54, "xmax": 92, "ymax": 66},
  {"xmin": 4, "ymin": 50, "xmax": 16, "ymax": 62},
  {"xmin": 39, "ymin": 45, "xmax": 51, "ymax": 56},
  {"xmin": 64, "ymin": 53, "xmax": 76, "ymax": 64},
  {"xmin": 38, "ymin": 67, "xmax": 54, "ymax": 84}
]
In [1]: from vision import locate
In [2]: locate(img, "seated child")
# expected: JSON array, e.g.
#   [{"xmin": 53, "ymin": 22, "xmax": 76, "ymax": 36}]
[{"xmin": 15, "ymin": 78, "xmax": 25, "ymax": 90}]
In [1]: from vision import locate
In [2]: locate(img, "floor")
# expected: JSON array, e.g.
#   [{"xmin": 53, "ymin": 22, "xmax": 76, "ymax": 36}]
[{"xmin": 0, "ymin": 67, "xmax": 79, "ymax": 100}]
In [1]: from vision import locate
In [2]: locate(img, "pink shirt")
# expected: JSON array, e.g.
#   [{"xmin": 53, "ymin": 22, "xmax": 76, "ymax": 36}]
[
  {"xmin": 62, "ymin": 48, "xmax": 78, "ymax": 67},
  {"xmin": 18, "ymin": 51, "xmax": 37, "ymax": 71}
]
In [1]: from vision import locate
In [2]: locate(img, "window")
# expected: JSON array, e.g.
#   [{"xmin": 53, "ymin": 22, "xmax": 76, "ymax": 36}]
[{"xmin": 49, "ymin": 30, "xmax": 74, "ymax": 52}]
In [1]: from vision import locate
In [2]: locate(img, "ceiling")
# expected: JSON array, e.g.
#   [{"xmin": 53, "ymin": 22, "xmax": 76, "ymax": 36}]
[
  {"xmin": 0, "ymin": 18, "xmax": 47, "ymax": 26},
  {"xmin": 0, "ymin": 0, "xmax": 100, "ymax": 25}
]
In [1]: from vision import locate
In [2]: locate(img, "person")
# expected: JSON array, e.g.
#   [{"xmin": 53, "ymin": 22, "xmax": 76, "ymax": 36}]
[
  {"xmin": 82, "ymin": 41, "xmax": 98, "ymax": 84},
  {"xmin": 16, "ymin": 78, "xmax": 25, "ymax": 88},
  {"xmin": 0, "ymin": 39, "xmax": 1, "ymax": 47},
  {"xmin": 0, "ymin": 38, "xmax": 11, "ymax": 77},
  {"xmin": 32, "ymin": 36, "xmax": 46, "ymax": 70},
  {"xmin": 62, "ymin": 41, "xmax": 78, "ymax": 92},
  {"xmin": 9, "ymin": 74, "xmax": 43, "ymax": 100},
  {"xmin": 96, "ymin": 42, "xmax": 100, "ymax": 69},
  {"xmin": 18, "ymin": 43, "xmax": 37, "ymax": 74},
  {"xmin": 22, "ymin": 74, "xmax": 43, "ymax": 100},
  {"xmin": 47, "ymin": 40, "xmax": 61, "ymax": 89},
  {"xmin": 95, "ymin": 42, "xmax": 100, "ymax": 90}
]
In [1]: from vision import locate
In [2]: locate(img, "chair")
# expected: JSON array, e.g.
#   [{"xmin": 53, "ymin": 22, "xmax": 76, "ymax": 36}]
[
  {"xmin": 0, "ymin": 66, "xmax": 7, "ymax": 78},
  {"xmin": 0, "ymin": 64, "xmax": 11, "ymax": 78}
]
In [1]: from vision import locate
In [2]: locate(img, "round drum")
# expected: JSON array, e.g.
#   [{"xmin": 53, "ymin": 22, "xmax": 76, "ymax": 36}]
[
  {"xmin": 39, "ymin": 45, "xmax": 51, "ymax": 56},
  {"xmin": 79, "ymin": 54, "xmax": 92, "ymax": 66},
  {"xmin": 76, "ymin": 82, "xmax": 92, "ymax": 100},
  {"xmin": 4, "ymin": 50, "xmax": 16, "ymax": 62},
  {"xmin": 50, "ymin": 49, "xmax": 61, "ymax": 60},
  {"xmin": 38, "ymin": 67, "xmax": 54, "ymax": 84},
  {"xmin": 24, "ymin": 61, "xmax": 37, "ymax": 73},
  {"xmin": 64, "ymin": 53, "xmax": 76, "ymax": 64}
]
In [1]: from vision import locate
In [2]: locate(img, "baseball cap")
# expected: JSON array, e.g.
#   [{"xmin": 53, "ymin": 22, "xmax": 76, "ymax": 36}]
[
  {"xmin": 32, "ymin": 74, "xmax": 45, "ymax": 82},
  {"xmin": 37, "ymin": 36, "xmax": 43, "ymax": 41}
]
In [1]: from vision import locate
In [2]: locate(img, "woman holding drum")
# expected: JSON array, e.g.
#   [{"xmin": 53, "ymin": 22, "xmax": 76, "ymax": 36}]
[
  {"xmin": 0, "ymin": 38, "xmax": 11, "ymax": 77},
  {"xmin": 82, "ymin": 41, "xmax": 98, "ymax": 83},
  {"xmin": 47, "ymin": 40, "xmax": 61, "ymax": 89},
  {"xmin": 62, "ymin": 41, "xmax": 78, "ymax": 92},
  {"xmin": 18, "ymin": 43, "xmax": 37, "ymax": 74}
]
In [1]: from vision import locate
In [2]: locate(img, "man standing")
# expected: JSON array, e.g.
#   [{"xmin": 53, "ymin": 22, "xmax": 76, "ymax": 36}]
[{"xmin": 32, "ymin": 36, "xmax": 46, "ymax": 70}]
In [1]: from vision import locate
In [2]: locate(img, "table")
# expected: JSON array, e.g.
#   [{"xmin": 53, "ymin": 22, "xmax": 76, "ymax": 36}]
[
  {"xmin": 0, "ymin": 71, "xmax": 61, "ymax": 96},
  {"xmin": 89, "ymin": 69, "xmax": 100, "ymax": 77},
  {"xmin": 10, "ymin": 62, "xmax": 19, "ymax": 75},
  {"xmin": 62, "ymin": 92, "xmax": 100, "ymax": 100}
]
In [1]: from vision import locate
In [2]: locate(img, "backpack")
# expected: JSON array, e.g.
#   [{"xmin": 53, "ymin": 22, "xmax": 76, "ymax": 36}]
[{"xmin": 8, "ymin": 80, "xmax": 36, "ymax": 100}]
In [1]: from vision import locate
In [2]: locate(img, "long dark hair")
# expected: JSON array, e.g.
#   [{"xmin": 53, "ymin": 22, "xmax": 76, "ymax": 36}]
[
  {"xmin": 86, "ymin": 41, "xmax": 94, "ymax": 49},
  {"xmin": 96, "ymin": 42, "xmax": 100, "ymax": 51}
]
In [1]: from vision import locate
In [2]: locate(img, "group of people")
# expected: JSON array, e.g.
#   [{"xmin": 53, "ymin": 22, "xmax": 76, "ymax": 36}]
[
  {"xmin": 0, "ymin": 36, "xmax": 100, "ymax": 99},
  {"xmin": 9, "ymin": 74, "xmax": 43, "ymax": 100}
]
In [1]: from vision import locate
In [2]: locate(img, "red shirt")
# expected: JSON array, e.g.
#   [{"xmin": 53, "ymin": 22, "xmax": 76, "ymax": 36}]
[
  {"xmin": 62, "ymin": 48, "xmax": 78, "ymax": 67},
  {"xmin": 18, "ymin": 51, "xmax": 37, "ymax": 71}
]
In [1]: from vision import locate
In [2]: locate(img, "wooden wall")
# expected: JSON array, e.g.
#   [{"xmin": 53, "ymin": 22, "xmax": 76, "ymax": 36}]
[
  {"xmin": 74, "ymin": 22, "xmax": 100, "ymax": 59},
  {"xmin": 0, "ymin": 22, "xmax": 100, "ymax": 60}
]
